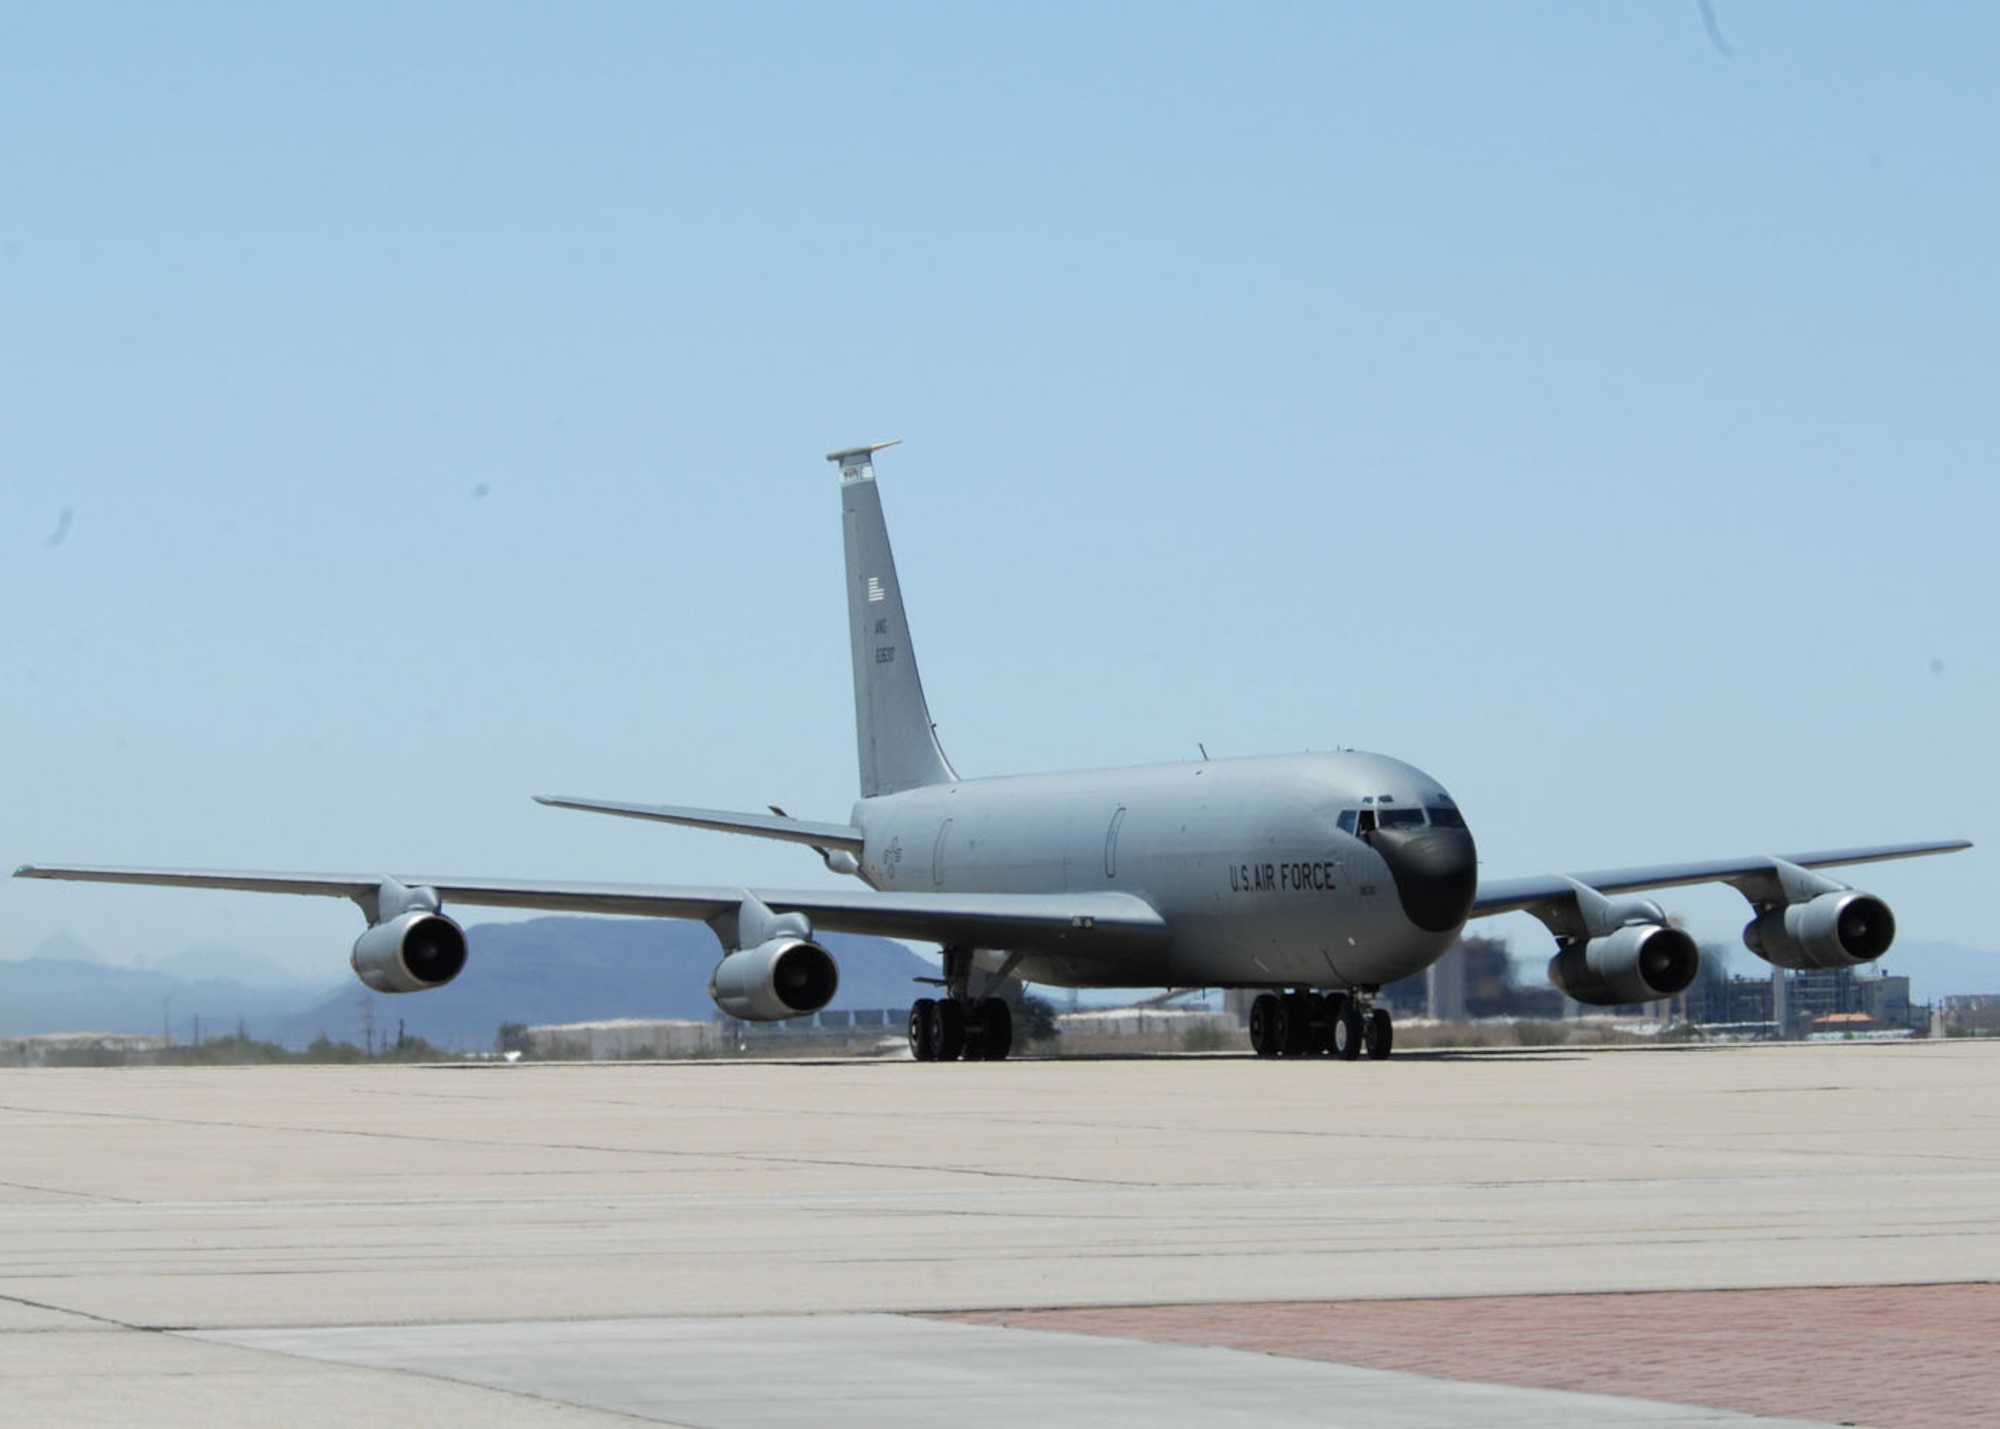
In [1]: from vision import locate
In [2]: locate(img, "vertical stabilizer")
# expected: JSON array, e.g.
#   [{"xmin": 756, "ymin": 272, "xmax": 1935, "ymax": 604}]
[{"xmin": 830, "ymin": 442, "xmax": 957, "ymax": 797}]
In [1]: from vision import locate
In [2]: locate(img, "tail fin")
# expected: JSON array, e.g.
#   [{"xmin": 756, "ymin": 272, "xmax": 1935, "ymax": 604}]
[{"xmin": 830, "ymin": 442, "xmax": 957, "ymax": 797}]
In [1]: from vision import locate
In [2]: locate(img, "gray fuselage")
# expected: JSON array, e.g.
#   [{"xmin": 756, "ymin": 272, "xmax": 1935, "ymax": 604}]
[{"xmin": 852, "ymin": 749, "xmax": 1477, "ymax": 991}]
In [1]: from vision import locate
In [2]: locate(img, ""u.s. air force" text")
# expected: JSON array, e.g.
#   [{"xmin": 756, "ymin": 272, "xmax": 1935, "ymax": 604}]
[{"xmin": 1229, "ymin": 861, "xmax": 1339, "ymax": 893}]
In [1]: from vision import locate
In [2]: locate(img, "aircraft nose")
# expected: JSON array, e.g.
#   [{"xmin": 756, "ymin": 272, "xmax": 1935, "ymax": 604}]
[{"xmin": 1370, "ymin": 824, "xmax": 1478, "ymax": 933}]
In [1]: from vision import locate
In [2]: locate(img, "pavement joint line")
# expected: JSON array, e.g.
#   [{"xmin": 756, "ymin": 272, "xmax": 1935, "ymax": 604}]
[
  {"xmin": 0, "ymin": 1099, "xmax": 1192, "ymax": 1188},
  {"xmin": 0, "ymin": 1289, "xmax": 147, "ymax": 1331},
  {"xmin": 912, "ymin": 1279, "xmax": 2000, "ymax": 1316},
  {"xmin": 0, "ymin": 1178, "xmax": 143, "ymax": 1204},
  {"xmin": 173, "ymin": 1323, "xmax": 671, "ymax": 1426},
  {"xmin": 13, "ymin": 1276, "xmax": 1996, "ymax": 1336},
  {"xmin": 2, "ymin": 1164, "xmax": 1993, "ymax": 1218},
  {"xmin": 3, "ymin": 1103, "xmax": 1989, "ymax": 1182}
]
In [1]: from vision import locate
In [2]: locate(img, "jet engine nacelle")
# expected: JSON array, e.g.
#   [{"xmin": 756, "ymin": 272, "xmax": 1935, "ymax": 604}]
[
  {"xmin": 708, "ymin": 938, "xmax": 840, "ymax": 1022},
  {"xmin": 1548, "ymin": 923, "xmax": 1700, "ymax": 1006},
  {"xmin": 350, "ymin": 911, "xmax": 469, "ymax": 993},
  {"xmin": 1742, "ymin": 891, "xmax": 1895, "ymax": 970}
]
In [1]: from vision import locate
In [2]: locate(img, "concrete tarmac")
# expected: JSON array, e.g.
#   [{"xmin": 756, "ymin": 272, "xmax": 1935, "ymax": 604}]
[{"xmin": 2, "ymin": 1041, "xmax": 1996, "ymax": 1426}]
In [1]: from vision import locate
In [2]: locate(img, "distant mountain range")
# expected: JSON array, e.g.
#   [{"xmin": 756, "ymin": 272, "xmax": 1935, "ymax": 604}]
[
  {"xmin": 1, "ymin": 918, "xmax": 943, "ymax": 1051},
  {"xmin": 0, "ymin": 953, "xmax": 319, "ymax": 1043}
]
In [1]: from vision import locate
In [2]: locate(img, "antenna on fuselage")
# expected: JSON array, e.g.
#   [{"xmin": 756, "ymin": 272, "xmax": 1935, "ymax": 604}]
[{"xmin": 1198, "ymin": 742, "xmax": 1210, "ymax": 761}]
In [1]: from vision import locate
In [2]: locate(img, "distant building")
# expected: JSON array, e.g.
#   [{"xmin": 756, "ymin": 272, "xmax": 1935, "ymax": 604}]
[
  {"xmin": 1683, "ymin": 966, "xmax": 1916, "ymax": 1037},
  {"xmin": 1855, "ymin": 972, "xmax": 1912, "ymax": 1027},
  {"xmin": 1683, "ymin": 972, "xmax": 1773, "ymax": 1029},
  {"xmin": 1425, "ymin": 942, "xmax": 1465, "ymax": 1021},
  {"xmin": 1459, "ymin": 937, "xmax": 1566, "ymax": 1020},
  {"xmin": 1377, "ymin": 936, "xmax": 1562, "ymax": 1021},
  {"xmin": 1938, "ymin": 994, "xmax": 2000, "ymax": 1035},
  {"xmin": 526, "ymin": 1019, "xmax": 722, "ymax": 1060},
  {"xmin": 0, "ymin": 1032, "xmax": 164, "ymax": 1067},
  {"xmin": 1057, "ymin": 1008, "xmax": 1233, "ymax": 1040}
]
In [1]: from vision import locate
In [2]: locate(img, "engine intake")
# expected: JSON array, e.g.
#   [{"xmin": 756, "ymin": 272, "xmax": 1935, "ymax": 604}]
[
  {"xmin": 351, "ymin": 910, "xmax": 468, "ymax": 993},
  {"xmin": 1743, "ymin": 891, "xmax": 1895, "ymax": 970},
  {"xmin": 709, "ymin": 937, "xmax": 839, "ymax": 1021},
  {"xmin": 1548, "ymin": 923, "xmax": 1700, "ymax": 1007}
]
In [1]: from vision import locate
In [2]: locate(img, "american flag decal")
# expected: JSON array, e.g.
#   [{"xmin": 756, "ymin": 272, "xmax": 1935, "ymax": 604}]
[{"xmin": 866, "ymin": 577, "xmax": 886, "ymax": 603}]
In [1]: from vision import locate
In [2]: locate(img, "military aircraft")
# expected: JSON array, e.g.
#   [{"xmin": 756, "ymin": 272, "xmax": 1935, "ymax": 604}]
[{"xmin": 16, "ymin": 443, "xmax": 1970, "ymax": 1061}]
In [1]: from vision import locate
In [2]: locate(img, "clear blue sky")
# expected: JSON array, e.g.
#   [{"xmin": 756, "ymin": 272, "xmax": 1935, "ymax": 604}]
[{"xmin": 5, "ymin": 2, "xmax": 1992, "ymax": 982}]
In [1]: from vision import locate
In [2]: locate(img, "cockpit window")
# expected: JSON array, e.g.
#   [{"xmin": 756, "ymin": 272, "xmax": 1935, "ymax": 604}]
[
  {"xmin": 1426, "ymin": 805, "xmax": 1466, "ymax": 829},
  {"xmin": 1336, "ymin": 809, "xmax": 1358, "ymax": 835},
  {"xmin": 1379, "ymin": 808, "xmax": 1425, "ymax": 829}
]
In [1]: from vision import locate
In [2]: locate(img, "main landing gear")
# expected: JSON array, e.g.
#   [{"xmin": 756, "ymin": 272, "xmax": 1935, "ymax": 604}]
[
  {"xmin": 908, "ymin": 996, "xmax": 1013, "ymax": 1062},
  {"xmin": 1248, "ymin": 990, "xmax": 1393, "ymax": 1061},
  {"xmin": 907, "ymin": 947, "xmax": 1015, "ymax": 1062}
]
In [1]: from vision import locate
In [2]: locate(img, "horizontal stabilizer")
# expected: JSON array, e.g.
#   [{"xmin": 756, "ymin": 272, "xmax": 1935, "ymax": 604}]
[
  {"xmin": 533, "ymin": 796, "xmax": 865, "ymax": 853},
  {"xmin": 826, "ymin": 439, "xmax": 901, "ymax": 467}
]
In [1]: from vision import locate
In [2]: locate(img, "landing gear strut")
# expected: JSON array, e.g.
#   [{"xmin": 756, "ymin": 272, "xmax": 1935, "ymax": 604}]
[
  {"xmin": 1249, "ymin": 988, "xmax": 1392, "ymax": 1061},
  {"xmin": 907, "ymin": 948, "xmax": 1015, "ymax": 1062}
]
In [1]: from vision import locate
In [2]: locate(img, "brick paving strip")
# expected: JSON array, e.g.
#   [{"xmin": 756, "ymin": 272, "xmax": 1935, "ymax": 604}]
[{"xmin": 936, "ymin": 1283, "xmax": 2000, "ymax": 1429}]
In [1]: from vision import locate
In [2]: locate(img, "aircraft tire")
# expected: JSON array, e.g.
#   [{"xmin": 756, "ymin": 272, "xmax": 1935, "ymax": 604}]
[
  {"xmin": 1280, "ymin": 993, "xmax": 1312, "ymax": 1057},
  {"xmin": 1308, "ymin": 993, "xmax": 1335, "ymax": 1056},
  {"xmin": 1365, "ymin": 1008, "xmax": 1394, "ymax": 1060},
  {"xmin": 930, "ymin": 999, "xmax": 968, "ymax": 1061},
  {"xmin": 1333, "ymin": 1004, "xmax": 1364, "ymax": 1061},
  {"xmin": 1272, "ymin": 996, "xmax": 1304, "ymax": 1048},
  {"xmin": 1248, "ymin": 994, "xmax": 1280, "ymax": 1057},
  {"xmin": 909, "ymin": 999, "xmax": 938, "ymax": 1061},
  {"xmin": 981, "ymin": 998, "xmax": 1013, "ymax": 1061}
]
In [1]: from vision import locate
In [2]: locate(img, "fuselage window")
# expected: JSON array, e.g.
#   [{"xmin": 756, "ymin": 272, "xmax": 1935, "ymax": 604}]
[
  {"xmin": 1355, "ymin": 808, "xmax": 1378, "ymax": 836},
  {"xmin": 1426, "ymin": 805, "xmax": 1467, "ymax": 829},
  {"xmin": 1336, "ymin": 809, "xmax": 1358, "ymax": 835},
  {"xmin": 1379, "ymin": 808, "xmax": 1425, "ymax": 829}
]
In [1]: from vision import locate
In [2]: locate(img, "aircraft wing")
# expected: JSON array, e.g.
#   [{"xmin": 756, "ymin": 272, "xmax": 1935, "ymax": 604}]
[
  {"xmin": 1471, "ymin": 839, "xmax": 1972, "ymax": 919},
  {"xmin": 11, "ymin": 863, "xmax": 1170, "ymax": 957}
]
